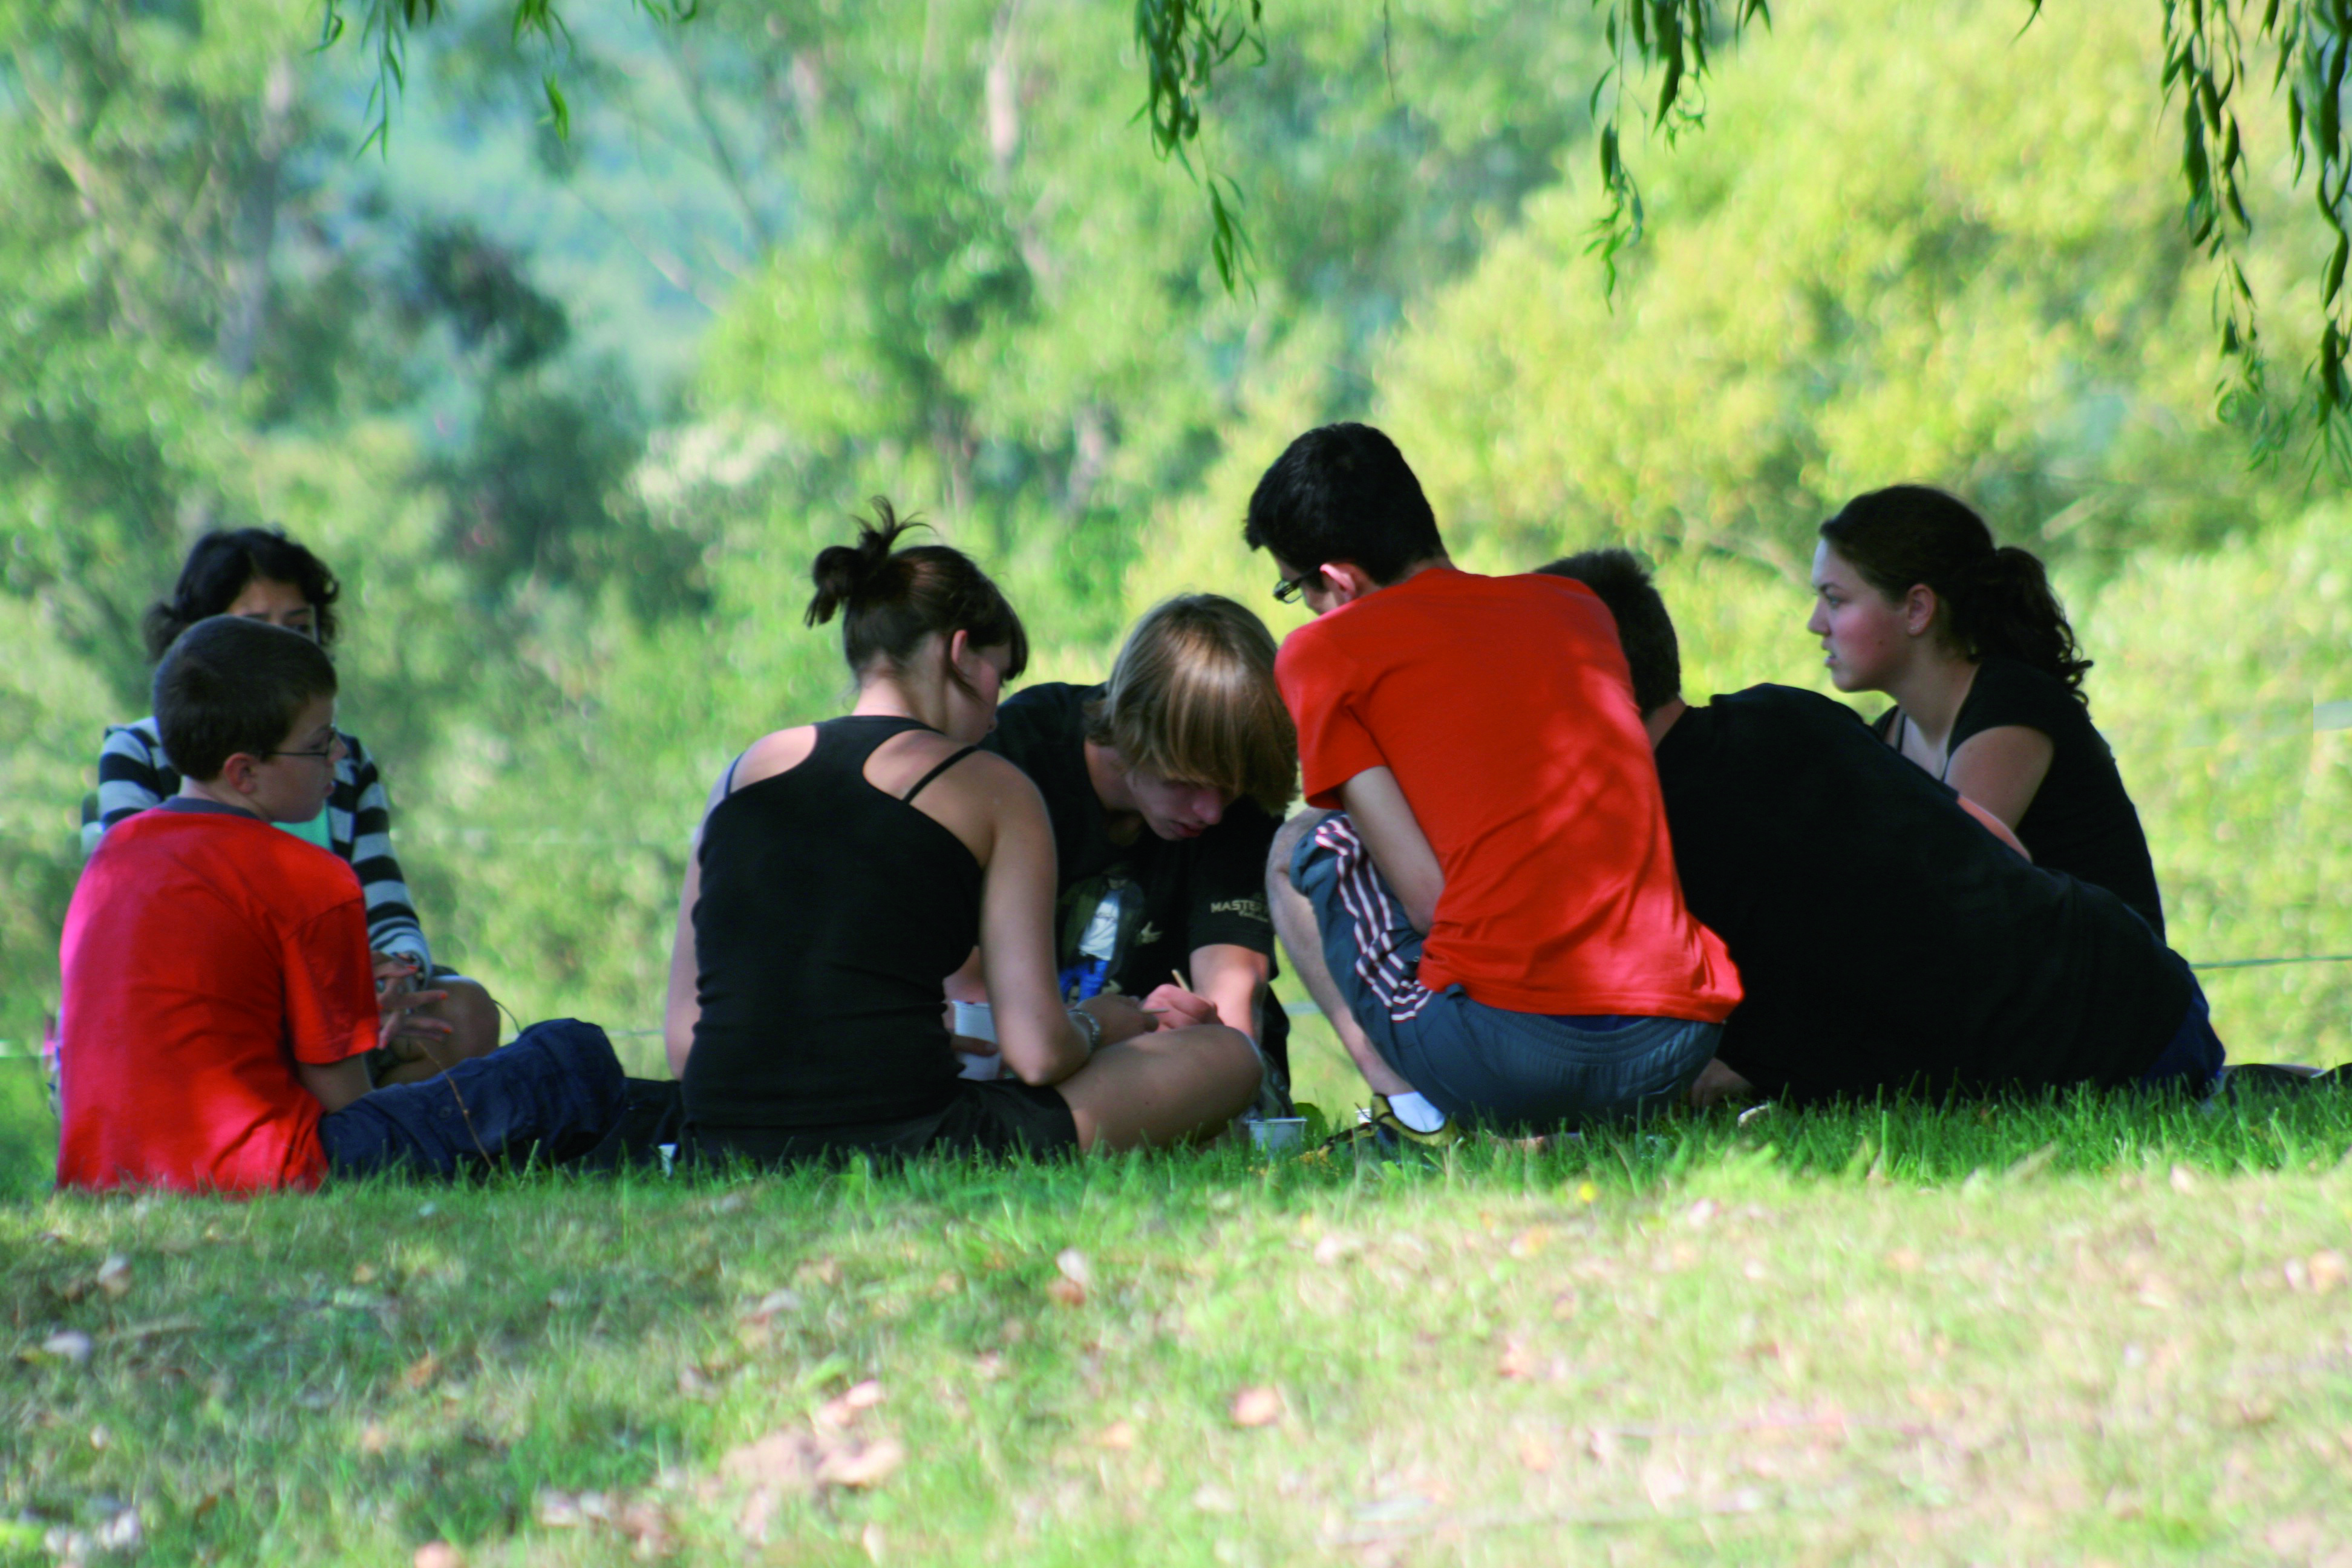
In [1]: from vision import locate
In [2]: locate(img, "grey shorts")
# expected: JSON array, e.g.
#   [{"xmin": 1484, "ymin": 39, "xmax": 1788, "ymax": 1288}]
[{"xmin": 1292, "ymin": 815, "xmax": 1719, "ymax": 1131}]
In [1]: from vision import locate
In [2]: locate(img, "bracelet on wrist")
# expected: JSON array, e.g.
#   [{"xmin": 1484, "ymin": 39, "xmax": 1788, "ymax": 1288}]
[{"xmin": 1067, "ymin": 1006, "xmax": 1104, "ymax": 1053}]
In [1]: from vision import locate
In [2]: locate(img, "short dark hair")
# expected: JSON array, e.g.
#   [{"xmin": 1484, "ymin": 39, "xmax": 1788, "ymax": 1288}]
[
  {"xmin": 805, "ymin": 498, "xmax": 1029, "ymax": 687},
  {"xmin": 1534, "ymin": 549, "xmax": 1682, "ymax": 714},
  {"xmin": 154, "ymin": 617, "xmax": 339, "ymax": 783},
  {"xmin": 143, "ymin": 528, "xmax": 343, "ymax": 661},
  {"xmin": 1243, "ymin": 423, "xmax": 1444, "ymax": 586}
]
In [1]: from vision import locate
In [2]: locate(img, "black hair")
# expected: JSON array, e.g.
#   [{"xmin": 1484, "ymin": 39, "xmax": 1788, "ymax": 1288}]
[
  {"xmin": 1819, "ymin": 486, "xmax": 2092, "ymax": 699},
  {"xmin": 805, "ymin": 498, "xmax": 1029, "ymax": 687},
  {"xmin": 143, "ymin": 528, "xmax": 342, "ymax": 662},
  {"xmin": 1242, "ymin": 423, "xmax": 1445, "ymax": 587},
  {"xmin": 1534, "ymin": 550, "xmax": 1682, "ymax": 714},
  {"xmin": 153, "ymin": 616, "xmax": 339, "ymax": 783}
]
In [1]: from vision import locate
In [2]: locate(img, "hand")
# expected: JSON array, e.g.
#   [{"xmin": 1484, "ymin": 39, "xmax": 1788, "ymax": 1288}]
[
  {"xmin": 1079, "ymin": 992, "xmax": 1157, "ymax": 1048},
  {"xmin": 377, "ymin": 983, "xmax": 454, "ymax": 1059},
  {"xmin": 372, "ymin": 951, "xmax": 420, "ymax": 998},
  {"xmin": 1687, "ymin": 1057, "xmax": 1756, "ymax": 1110},
  {"xmin": 1140, "ymin": 982, "xmax": 1217, "ymax": 1030}
]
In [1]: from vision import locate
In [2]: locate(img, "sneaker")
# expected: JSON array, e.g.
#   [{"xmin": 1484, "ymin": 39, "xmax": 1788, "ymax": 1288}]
[
  {"xmin": 1315, "ymin": 1096, "xmax": 1462, "ymax": 1162},
  {"xmin": 2218, "ymin": 1062, "xmax": 2325, "ymax": 1099}
]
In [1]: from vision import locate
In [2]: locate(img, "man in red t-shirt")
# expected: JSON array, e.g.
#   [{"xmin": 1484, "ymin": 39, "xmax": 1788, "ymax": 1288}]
[
  {"xmin": 58, "ymin": 616, "xmax": 624, "ymax": 1194},
  {"xmin": 1246, "ymin": 423, "xmax": 1740, "ymax": 1138}
]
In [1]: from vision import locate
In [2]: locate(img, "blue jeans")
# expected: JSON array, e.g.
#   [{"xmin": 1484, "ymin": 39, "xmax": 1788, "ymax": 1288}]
[
  {"xmin": 319, "ymin": 1018, "xmax": 627, "ymax": 1180},
  {"xmin": 2138, "ymin": 964, "xmax": 2227, "ymax": 1095},
  {"xmin": 1292, "ymin": 818, "xmax": 1719, "ymax": 1131}
]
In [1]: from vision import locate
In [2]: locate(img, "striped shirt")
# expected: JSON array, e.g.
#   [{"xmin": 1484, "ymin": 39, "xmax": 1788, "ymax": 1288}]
[{"xmin": 95, "ymin": 717, "xmax": 432, "ymax": 966}]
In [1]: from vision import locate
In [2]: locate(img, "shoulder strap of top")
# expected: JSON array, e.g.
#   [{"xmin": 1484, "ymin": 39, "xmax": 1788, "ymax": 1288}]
[{"xmin": 901, "ymin": 745, "xmax": 979, "ymax": 806}]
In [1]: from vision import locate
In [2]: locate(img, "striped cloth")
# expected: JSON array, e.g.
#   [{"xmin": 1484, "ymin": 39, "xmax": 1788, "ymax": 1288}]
[
  {"xmin": 1311, "ymin": 813, "xmax": 1436, "ymax": 1024},
  {"xmin": 96, "ymin": 717, "xmax": 433, "ymax": 966}
]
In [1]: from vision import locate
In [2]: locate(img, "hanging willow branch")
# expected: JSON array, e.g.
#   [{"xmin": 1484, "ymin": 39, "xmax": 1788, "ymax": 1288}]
[
  {"xmin": 318, "ymin": 0, "xmax": 2352, "ymax": 462},
  {"xmin": 2157, "ymin": 0, "xmax": 2352, "ymax": 465}
]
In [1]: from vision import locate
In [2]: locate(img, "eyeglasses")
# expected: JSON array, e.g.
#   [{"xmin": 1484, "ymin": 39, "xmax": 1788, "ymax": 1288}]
[
  {"xmin": 263, "ymin": 745, "xmax": 338, "ymax": 763},
  {"xmin": 1272, "ymin": 570, "xmax": 1319, "ymax": 606}
]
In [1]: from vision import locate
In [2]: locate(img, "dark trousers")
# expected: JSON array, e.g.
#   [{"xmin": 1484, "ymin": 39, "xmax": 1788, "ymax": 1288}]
[{"xmin": 318, "ymin": 1018, "xmax": 626, "ymax": 1180}]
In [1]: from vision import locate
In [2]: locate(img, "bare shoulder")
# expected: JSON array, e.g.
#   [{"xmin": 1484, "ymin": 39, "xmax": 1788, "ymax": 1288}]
[{"xmin": 728, "ymin": 725, "xmax": 821, "ymax": 794}]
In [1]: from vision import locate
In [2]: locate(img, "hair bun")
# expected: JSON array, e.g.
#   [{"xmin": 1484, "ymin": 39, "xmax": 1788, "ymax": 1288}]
[{"xmin": 806, "ymin": 498, "xmax": 922, "ymax": 627}]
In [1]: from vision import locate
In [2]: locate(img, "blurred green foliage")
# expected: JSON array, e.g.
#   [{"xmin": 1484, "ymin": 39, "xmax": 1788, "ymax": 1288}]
[{"xmin": 2, "ymin": 0, "xmax": 2346, "ymax": 1083}]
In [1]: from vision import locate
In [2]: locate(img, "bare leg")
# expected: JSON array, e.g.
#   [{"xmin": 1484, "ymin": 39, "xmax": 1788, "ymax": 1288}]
[
  {"xmin": 376, "ymin": 978, "xmax": 501, "ymax": 1086},
  {"xmin": 1266, "ymin": 811, "xmax": 1414, "ymax": 1099},
  {"xmin": 1054, "ymin": 1024, "xmax": 1262, "ymax": 1151}
]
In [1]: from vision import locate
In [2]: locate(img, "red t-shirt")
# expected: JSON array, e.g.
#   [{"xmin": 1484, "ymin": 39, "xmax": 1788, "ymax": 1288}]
[
  {"xmin": 56, "ymin": 802, "xmax": 379, "ymax": 1194},
  {"xmin": 1276, "ymin": 567, "xmax": 1740, "ymax": 1021}
]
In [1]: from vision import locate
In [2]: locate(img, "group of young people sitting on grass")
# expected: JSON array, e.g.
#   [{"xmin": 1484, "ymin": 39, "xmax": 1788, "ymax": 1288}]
[{"xmin": 62, "ymin": 419, "xmax": 2311, "ymax": 1195}]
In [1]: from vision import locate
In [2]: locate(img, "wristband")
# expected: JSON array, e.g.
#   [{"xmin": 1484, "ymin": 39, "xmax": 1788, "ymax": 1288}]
[{"xmin": 1067, "ymin": 1006, "xmax": 1104, "ymax": 1053}]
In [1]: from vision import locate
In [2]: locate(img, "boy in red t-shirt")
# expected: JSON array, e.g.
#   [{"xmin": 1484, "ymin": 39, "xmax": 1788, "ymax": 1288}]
[
  {"xmin": 57, "ymin": 616, "xmax": 624, "ymax": 1194},
  {"xmin": 1246, "ymin": 423, "xmax": 1740, "ymax": 1138}
]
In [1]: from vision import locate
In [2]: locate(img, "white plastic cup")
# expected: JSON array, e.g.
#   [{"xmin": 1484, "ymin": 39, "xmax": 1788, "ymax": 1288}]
[{"xmin": 1247, "ymin": 1117, "xmax": 1307, "ymax": 1155}]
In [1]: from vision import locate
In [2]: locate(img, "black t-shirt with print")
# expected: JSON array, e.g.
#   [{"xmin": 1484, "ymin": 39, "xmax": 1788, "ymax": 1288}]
[
  {"xmin": 982, "ymin": 682, "xmax": 1290, "ymax": 1080},
  {"xmin": 1874, "ymin": 657, "xmax": 2165, "ymax": 937},
  {"xmin": 1658, "ymin": 685, "xmax": 2192, "ymax": 1101}
]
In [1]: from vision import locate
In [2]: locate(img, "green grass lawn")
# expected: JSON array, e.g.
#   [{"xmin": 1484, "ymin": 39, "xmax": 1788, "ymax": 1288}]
[{"xmin": 5, "ymin": 1040, "xmax": 2351, "ymax": 1567}]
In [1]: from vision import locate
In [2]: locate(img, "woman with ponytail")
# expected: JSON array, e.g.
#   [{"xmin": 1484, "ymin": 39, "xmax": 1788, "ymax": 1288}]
[
  {"xmin": 661, "ymin": 502, "xmax": 1262, "ymax": 1165},
  {"xmin": 1806, "ymin": 486, "xmax": 2167, "ymax": 935}
]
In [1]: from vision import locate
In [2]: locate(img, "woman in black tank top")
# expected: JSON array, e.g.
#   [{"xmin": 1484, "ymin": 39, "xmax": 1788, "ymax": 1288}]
[
  {"xmin": 661, "ymin": 506, "xmax": 1263, "ymax": 1165},
  {"xmin": 1805, "ymin": 486, "xmax": 2164, "ymax": 932}
]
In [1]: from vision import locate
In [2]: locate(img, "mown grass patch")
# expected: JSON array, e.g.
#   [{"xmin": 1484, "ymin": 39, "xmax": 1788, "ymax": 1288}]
[{"xmin": 5, "ymin": 1086, "xmax": 2351, "ymax": 1566}]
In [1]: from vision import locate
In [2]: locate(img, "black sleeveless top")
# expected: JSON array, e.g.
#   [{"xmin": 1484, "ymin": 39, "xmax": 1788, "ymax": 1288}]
[
  {"xmin": 682, "ymin": 716, "xmax": 982, "ymax": 1135},
  {"xmin": 1873, "ymin": 658, "xmax": 2166, "ymax": 937}
]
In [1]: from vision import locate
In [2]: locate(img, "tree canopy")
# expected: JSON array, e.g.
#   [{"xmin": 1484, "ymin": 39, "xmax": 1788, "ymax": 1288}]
[{"xmin": 319, "ymin": 0, "xmax": 2352, "ymax": 463}]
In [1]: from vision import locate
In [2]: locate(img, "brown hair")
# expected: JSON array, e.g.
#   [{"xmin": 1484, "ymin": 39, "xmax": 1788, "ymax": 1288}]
[
  {"xmin": 1085, "ymin": 595, "xmax": 1298, "ymax": 816},
  {"xmin": 154, "ymin": 616, "xmax": 339, "ymax": 783},
  {"xmin": 805, "ymin": 498, "xmax": 1028, "ymax": 686},
  {"xmin": 1820, "ymin": 486, "xmax": 2092, "ymax": 701}
]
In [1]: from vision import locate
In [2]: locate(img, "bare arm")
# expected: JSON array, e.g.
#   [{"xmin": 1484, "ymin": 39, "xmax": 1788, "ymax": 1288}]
[
  {"xmin": 663, "ymin": 844, "xmax": 702, "ymax": 1078},
  {"xmin": 1943, "ymin": 725, "xmax": 2056, "ymax": 832},
  {"xmin": 1955, "ymin": 794, "xmax": 2033, "ymax": 860},
  {"xmin": 296, "ymin": 1056, "xmax": 372, "ymax": 1114},
  {"xmin": 1334, "ymin": 766, "xmax": 1445, "ymax": 935},
  {"xmin": 665, "ymin": 760, "xmax": 748, "ymax": 1079},
  {"xmin": 972, "ymin": 763, "xmax": 1095, "ymax": 1086},
  {"xmin": 1186, "ymin": 942, "xmax": 1269, "ymax": 1042}
]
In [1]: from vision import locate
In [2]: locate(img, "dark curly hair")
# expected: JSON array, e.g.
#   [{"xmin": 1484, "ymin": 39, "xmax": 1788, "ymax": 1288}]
[
  {"xmin": 1820, "ymin": 486, "xmax": 2092, "ymax": 702},
  {"xmin": 142, "ymin": 528, "xmax": 342, "ymax": 662}
]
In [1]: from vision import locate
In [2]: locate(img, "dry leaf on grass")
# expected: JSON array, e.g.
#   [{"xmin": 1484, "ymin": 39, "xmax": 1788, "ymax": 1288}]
[
  {"xmin": 1230, "ymin": 1386, "xmax": 1283, "ymax": 1427},
  {"xmin": 402, "ymin": 1353, "xmax": 440, "ymax": 1391},
  {"xmin": 718, "ymin": 1430, "xmax": 823, "ymax": 1494},
  {"xmin": 817, "ymin": 1380, "xmax": 885, "ymax": 1428},
  {"xmin": 1097, "ymin": 1420, "xmax": 1137, "ymax": 1451},
  {"xmin": 1045, "ymin": 1276, "xmax": 1087, "ymax": 1307},
  {"xmin": 360, "ymin": 1421, "xmax": 389, "ymax": 1455},
  {"xmin": 35, "ymin": 1330, "xmax": 92, "ymax": 1366},
  {"xmin": 1055, "ymin": 1249, "xmax": 1093, "ymax": 1287},
  {"xmin": 740, "ymin": 1289, "xmax": 803, "ymax": 1323},
  {"xmin": 817, "ymin": 1437, "xmax": 906, "ymax": 1489},
  {"xmin": 413, "ymin": 1544, "xmax": 462, "ymax": 1568},
  {"xmin": 95, "ymin": 1255, "xmax": 131, "ymax": 1299}
]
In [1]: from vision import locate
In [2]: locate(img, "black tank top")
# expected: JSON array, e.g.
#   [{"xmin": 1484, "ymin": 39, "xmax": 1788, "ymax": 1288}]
[{"xmin": 683, "ymin": 716, "xmax": 982, "ymax": 1134}]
